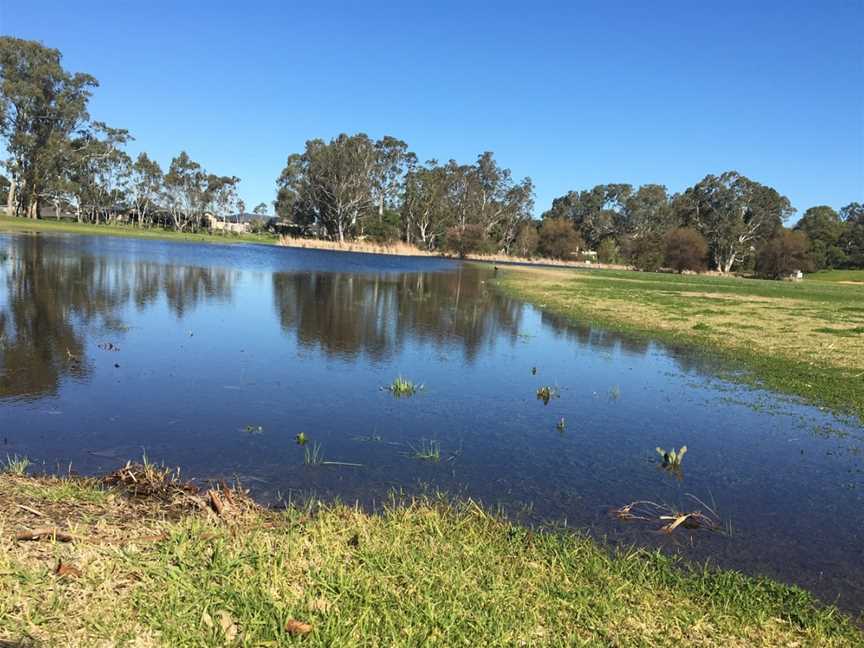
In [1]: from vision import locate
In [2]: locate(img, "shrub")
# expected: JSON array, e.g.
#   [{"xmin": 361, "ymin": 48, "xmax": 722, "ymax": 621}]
[
  {"xmin": 444, "ymin": 224, "xmax": 489, "ymax": 257},
  {"xmin": 363, "ymin": 210, "xmax": 402, "ymax": 243},
  {"xmin": 664, "ymin": 227, "xmax": 708, "ymax": 272},
  {"xmin": 756, "ymin": 230, "xmax": 814, "ymax": 279},
  {"xmin": 538, "ymin": 218, "xmax": 584, "ymax": 260},
  {"xmin": 596, "ymin": 238, "xmax": 620, "ymax": 264},
  {"xmin": 623, "ymin": 233, "xmax": 665, "ymax": 271},
  {"xmin": 513, "ymin": 222, "xmax": 539, "ymax": 258}
]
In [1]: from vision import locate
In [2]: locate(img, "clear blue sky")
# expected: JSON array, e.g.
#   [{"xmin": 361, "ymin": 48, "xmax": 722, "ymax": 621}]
[{"xmin": 2, "ymin": 1, "xmax": 862, "ymax": 219}]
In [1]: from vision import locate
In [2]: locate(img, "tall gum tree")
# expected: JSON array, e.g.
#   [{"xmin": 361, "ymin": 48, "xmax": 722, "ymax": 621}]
[
  {"xmin": 678, "ymin": 171, "xmax": 794, "ymax": 272},
  {"xmin": 0, "ymin": 37, "xmax": 97, "ymax": 218}
]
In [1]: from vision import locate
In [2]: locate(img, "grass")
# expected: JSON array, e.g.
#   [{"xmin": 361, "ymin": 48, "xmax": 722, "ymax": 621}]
[
  {"xmin": 0, "ymin": 215, "xmax": 278, "ymax": 246},
  {"xmin": 2, "ymin": 454, "xmax": 30, "ymax": 476},
  {"xmin": 0, "ymin": 471, "xmax": 861, "ymax": 646},
  {"xmin": 536, "ymin": 385, "xmax": 557, "ymax": 404},
  {"xmin": 408, "ymin": 439, "xmax": 441, "ymax": 462},
  {"xmin": 809, "ymin": 269, "xmax": 864, "ymax": 283},
  {"xmin": 496, "ymin": 266, "xmax": 864, "ymax": 419},
  {"xmin": 304, "ymin": 442, "xmax": 324, "ymax": 465},
  {"xmin": 387, "ymin": 375, "xmax": 422, "ymax": 397}
]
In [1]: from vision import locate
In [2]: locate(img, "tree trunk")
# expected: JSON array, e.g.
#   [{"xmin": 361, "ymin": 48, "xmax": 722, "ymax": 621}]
[{"xmin": 6, "ymin": 178, "xmax": 16, "ymax": 216}]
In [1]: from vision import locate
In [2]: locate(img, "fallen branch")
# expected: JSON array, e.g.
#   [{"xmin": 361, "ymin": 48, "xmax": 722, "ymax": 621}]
[
  {"xmin": 15, "ymin": 527, "xmax": 75, "ymax": 543},
  {"xmin": 15, "ymin": 504, "xmax": 46, "ymax": 517}
]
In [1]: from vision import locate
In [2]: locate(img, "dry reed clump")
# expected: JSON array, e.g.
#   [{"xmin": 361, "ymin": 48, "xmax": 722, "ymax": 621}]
[
  {"xmin": 613, "ymin": 495, "xmax": 721, "ymax": 534},
  {"xmin": 276, "ymin": 235, "xmax": 631, "ymax": 269}
]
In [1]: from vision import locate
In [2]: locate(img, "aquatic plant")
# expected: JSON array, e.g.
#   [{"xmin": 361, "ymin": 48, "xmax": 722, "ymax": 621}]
[
  {"xmin": 656, "ymin": 445, "xmax": 687, "ymax": 469},
  {"xmin": 609, "ymin": 385, "xmax": 621, "ymax": 400},
  {"xmin": 536, "ymin": 386, "xmax": 558, "ymax": 405},
  {"xmin": 244, "ymin": 424, "xmax": 264, "ymax": 434},
  {"xmin": 409, "ymin": 440, "xmax": 441, "ymax": 462},
  {"xmin": 531, "ymin": 367, "xmax": 537, "ymax": 375},
  {"xmin": 387, "ymin": 376, "xmax": 422, "ymax": 397},
  {"xmin": 3, "ymin": 454, "xmax": 30, "ymax": 476},
  {"xmin": 304, "ymin": 442, "xmax": 323, "ymax": 465},
  {"xmin": 556, "ymin": 418, "xmax": 566, "ymax": 432},
  {"xmin": 295, "ymin": 432, "xmax": 308, "ymax": 446}
]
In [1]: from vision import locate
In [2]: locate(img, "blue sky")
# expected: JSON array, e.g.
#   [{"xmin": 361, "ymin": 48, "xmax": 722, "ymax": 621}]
[{"xmin": 2, "ymin": 1, "xmax": 862, "ymax": 219}]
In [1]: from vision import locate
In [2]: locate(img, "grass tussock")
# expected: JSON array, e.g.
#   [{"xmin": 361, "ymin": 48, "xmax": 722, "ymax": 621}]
[
  {"xmin": 497, "ymin": 266, "xmax": 864, "ymax": 419},
  {"xmin": 2, "ymin": 454, "xmax": 30, "ymax": 476},
  {"xmin": 387, "ymin": 375, "xmax": 422, "ymax": 397},
  {"xmin": 408, "ymin": 439, "xmax": 441, "ymax": 462},
  {"xmin": 0, "ymin": 471, "xmax": 861, "ymax": 646}
]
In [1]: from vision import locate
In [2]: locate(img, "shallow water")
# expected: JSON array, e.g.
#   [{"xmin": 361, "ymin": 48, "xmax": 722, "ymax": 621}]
[{"xmin": 1, "ymin": 233, "xmax": 862, "ymax": 611}]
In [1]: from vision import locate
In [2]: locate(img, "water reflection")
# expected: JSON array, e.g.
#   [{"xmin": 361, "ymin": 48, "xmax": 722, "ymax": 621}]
[
  {"xmin": 272, "ymin": 270, "xmax": 524, "ymax": 361},
  {"xmin": 0, "ymin": 235, "xmax": 238, "ymax": 400}
]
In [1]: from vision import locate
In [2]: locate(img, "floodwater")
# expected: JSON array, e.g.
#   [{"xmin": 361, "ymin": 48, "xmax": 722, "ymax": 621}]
[{"xmin": 1, "ymin": 233, "xmax": 862, "ymax": 611}]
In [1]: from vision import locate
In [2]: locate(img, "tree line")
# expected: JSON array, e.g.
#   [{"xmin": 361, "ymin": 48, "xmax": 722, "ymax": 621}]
[
  {"xmin": 0, "ymin": 37, "xmax": 268, "ymax": 231},
  {"xmin": 2, "ymin": 36, "xmax": 862, "ymax": 277}
]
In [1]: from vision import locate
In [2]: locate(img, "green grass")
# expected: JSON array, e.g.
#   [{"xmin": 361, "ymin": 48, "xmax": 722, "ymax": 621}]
[
  {"xmin": 1, "ymin": 473, "xmax": 861, "ymax": 646},
  {"xmin": 0, "ymin": 215, "xmax": 278, "ymax": 246},
  {"xmin": 387, "ymin": 375, "xmax": 422, "ymax": 397},
  {"xmin": 2, "ymin": 454, "xmax": 30, "ymax": 476},
  {"xmin": 304, "ymin": 441, "xmax": 324, "ymax": 465},
  {"xmin": 809, "ymin": 269, "xmax": 864, "ymax": 283},
  {"xmin": 408, "ymin": 439, "xmax": 441, "ymax": 462},
  {"xmin": 496, "ymin": 266, "xmax": 864, "ymax": 420}
]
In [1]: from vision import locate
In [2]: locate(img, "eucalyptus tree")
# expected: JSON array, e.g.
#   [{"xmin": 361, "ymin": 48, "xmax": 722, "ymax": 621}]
[
  {"xmin": 0, "ymin": 37, "xmax": 98, "ymax": 218},
  {"xmin": 372, "ymin": 136, "xmax": 415, "ymax": 217},
  {"xmin": 542, "ymin": 184, "xmax": 631, "ymax": 248},
  {"xmin": 402, "ymin": 162, "xmax": 450, "ymax": 248},
  {"xmin": 677, "ymin": 171, "xmax": 793, "ymax": 272},
  {"xmin": 163, "ymin": 152, "xmax": 207, "ymax": 231},
  {"xmin": 275, "ymin": 133, "xmax": 379, "ymax": 241},
  {"xmin": 253, "ymin": 202, "xmax": 268, "ymax": 215},
  {"xmin": 204, "ymin": 174, "xmax": 241, "ymax": 223},
  {"xmin": 794, "ymin": 206, "xmax": 845, "ymax": 269},
  {"xmin": 840, "ymin": 202, "xmax": 864, "ymax": 267},
  {"xmin": 128, "ymin": 153, "xmax": 163, "ymax": 227},
  {"xmin": 469, "ymin": 152, "xmax": 534, "ymax": 252}
]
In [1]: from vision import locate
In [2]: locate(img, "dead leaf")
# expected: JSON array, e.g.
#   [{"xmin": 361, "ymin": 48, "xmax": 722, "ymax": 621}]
[
  {"xmin": 285, "ymin": 619, "xmax": 313, "ymax": 636},
  {"xmin": 55, "ymin": 559, "xmax": 82, "ymax": 578},
  {"xmin": 208, "ymin": 489, "xmax": 225, "ymax": 516},
  {"xmin": 218, "ymin": 609, "xmax": 238, "ymax": 642},
  {"xmin": 201, "ymin": 609, "xmax": 214, "ymax": 628}
]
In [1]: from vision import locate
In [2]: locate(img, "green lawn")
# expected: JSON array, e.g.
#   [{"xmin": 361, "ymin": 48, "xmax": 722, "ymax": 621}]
[
  {"xmin": 1, "ymin": 471, "xmax": 861, "ymax": 646},
  {"xmin": 496, "ymin": 266, "xmax": 864, "ymax": 419},
  {"xmin": 809, "ymin": 269, "xmax": 864, "ymax": 283},
  {"xmin": 0, "ymin": 215, "xmax": 279, "ymax": 246}
]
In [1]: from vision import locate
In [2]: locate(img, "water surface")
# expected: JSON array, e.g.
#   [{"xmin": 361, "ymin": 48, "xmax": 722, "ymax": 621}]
[{"xmin": 1, "ymin": 233, "xmax": 862, "ymax": 611}]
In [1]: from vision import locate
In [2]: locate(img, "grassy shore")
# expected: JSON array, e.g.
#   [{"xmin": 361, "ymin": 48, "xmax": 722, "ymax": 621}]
[
  {"xmin": 495, "ymin": 266, "xmax": 864, "ymax": 419},
  {"xmin": 1, "ymin": 467, "xmax": 861, "ymax": 647},
  {"xmin": 0, "ymin": 215, "xmax": 279, "ymax": 246}
]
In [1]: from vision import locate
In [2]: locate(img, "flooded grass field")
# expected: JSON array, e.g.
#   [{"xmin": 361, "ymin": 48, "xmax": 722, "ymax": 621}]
[{"xmin": 1, "ymin": 233, "xmax": 862, "ymax": 612}]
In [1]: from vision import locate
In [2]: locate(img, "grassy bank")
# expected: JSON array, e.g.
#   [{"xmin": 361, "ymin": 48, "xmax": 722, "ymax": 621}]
[
  {"xmin": 0, "ymin": 215, "xmax": 279, "ymax": 246},
  {"xmin": 496, "ymin": 266, "xmax": 864, "ymax": 420},
  {"xmin": 1, "ymin": 468, "xmax": 861, "ymax": 646}
]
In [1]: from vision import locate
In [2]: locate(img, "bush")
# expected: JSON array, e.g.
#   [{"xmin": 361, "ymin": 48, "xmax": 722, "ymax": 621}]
[
  {"xmin": 538, "ymin": 218, "xmax": 584, "ymax": 260},
  {"xmin": 664, "ymin": 227, "xmax": 708, "ymax": 272},
  {"xmin": 596, "ymin": 238, "xmax": 620, "ymax": 264},
  {"xmin": 444, "ymin": 224, "xmax": 490, "ymax": 257},
  {"xmin": 623, "ymin": 233, "xmax": 665, "ymax": 271},
  {"xmin": 364, "ymin": 210, "xmax": 402, "ymax": 243},
  {"xmin": 756, "ymin": 230, "xmax": 814, "ymax": 279},
  {"xmin": 513, "ymin": 222, "xmax": 539, "ymax": 258}
]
